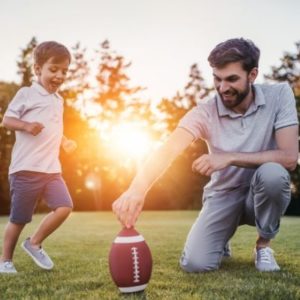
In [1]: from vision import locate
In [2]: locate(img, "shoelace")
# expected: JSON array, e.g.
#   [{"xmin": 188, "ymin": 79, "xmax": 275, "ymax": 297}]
[
  {"xmin": 4, "ymin": 262, "xmax": 14, "ymax": 269},
  {"xmin": 38, "ymin": 248, "xmax": 46, "ymax": 258},
  {"xmin": 258, "ymin": 248, "xmax": 272, "ymax": 264}
]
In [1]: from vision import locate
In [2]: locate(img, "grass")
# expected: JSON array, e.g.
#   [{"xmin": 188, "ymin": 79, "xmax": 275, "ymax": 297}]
[{"xmin": 0, "ymin": 211, "xmax": 300, "ymax": 300}]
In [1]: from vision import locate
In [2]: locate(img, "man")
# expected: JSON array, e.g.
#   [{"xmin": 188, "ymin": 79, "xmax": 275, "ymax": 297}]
[{"xmin": 113, "ymin": 38, "xmax": 298, "ymax": 272}]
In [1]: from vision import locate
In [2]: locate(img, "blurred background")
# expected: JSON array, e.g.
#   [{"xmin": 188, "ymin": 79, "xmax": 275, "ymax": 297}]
[{"xmin": 0, "ymin": 0, "xmax": 300, "ymax": 215}]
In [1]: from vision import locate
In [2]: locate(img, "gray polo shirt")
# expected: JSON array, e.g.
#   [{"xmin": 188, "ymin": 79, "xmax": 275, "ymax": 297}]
[{"xmin": 178, "ymin": 83, "xmax": 298, "ymax": 195}]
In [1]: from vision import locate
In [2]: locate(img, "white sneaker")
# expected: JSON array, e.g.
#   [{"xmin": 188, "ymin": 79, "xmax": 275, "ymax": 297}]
[
  {"xmin": 254, "ymin": 247, "xmax": 280, "ymax": 272},
  {"xmin": 0, "ymin": 261, "xmax": 17, "ymax": 274}
]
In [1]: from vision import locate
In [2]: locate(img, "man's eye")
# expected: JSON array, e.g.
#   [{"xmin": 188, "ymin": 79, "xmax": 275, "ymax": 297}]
[{"xmin": 227, "ymin": 77, "xmax": 239, "ymax": 82}]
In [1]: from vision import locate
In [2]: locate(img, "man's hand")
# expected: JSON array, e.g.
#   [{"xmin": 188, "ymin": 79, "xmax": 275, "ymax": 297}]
[
  {"xmin": 62, "ymin": 138, "xmax": 77, "ymax": 154},
  {"xmin": 192, "ymin": 153, "xmax": 232, "ymax": 176},
  {"xmin": 23, "ymin": 122, "xmax": 44, "ymax": 136},
  {"xmin": 112, "ymin": 191, "xmax": 145, "ymax": 228}
]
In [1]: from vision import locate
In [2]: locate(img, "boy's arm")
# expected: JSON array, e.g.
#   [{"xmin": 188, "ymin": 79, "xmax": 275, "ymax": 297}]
[
  {"xmin": 112, "ymin": 127, "xmax": 195, "ymax": 228},
  {"xmin": 2, "ymin": 116, "xmax": 44, "ymax": 136},
  {"xmin": 61, "ymin": 135, "xmax": 77, "ymax": 153}
]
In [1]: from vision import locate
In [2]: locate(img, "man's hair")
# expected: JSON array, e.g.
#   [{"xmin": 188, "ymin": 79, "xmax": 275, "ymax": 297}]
[
  {"xmin": 208, "ymin": 38, "xmax": 260, "ymax": 72},
  {"xmin": 34, "ymin": 41, "xmax": 71, "ymax": 66}
]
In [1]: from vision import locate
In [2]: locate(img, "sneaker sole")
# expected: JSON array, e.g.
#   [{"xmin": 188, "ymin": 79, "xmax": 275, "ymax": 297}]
[{"xmin": 21, "ymin": 242, "xmax": 54, "ymax": 270}]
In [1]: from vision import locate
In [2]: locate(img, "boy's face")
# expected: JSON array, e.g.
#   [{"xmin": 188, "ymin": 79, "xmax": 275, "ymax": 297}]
[{"xmin": 34, "ymin": 57, "xmax": 70, "ymax": 94}]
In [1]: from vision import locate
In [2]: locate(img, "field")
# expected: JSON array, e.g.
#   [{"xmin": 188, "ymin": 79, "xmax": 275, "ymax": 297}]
[{"xmin": 0, "ymin": 211, "xmax": 300, "ymax": 300}]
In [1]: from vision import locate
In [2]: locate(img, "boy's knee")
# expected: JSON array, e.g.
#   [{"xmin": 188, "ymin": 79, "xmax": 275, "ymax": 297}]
[{"xmin": 55, "ymin": 206, "xmax": 72, "ymax": 217}]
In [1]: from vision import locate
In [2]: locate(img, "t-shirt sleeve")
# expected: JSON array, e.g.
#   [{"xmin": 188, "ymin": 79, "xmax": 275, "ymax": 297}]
[
  {"xmin": 177, "ymin": 104, "xmax": 209, "ymax": 140},
  {"xmin": 4, "ymin": 88, "xmax": 28, "ymax": 119},
  {"xmin": 275, "ymin": 83, "xmax": 299, "ymax": 130}
]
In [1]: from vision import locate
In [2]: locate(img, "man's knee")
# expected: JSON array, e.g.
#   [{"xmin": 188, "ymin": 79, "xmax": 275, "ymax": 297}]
[
  {"xmin": 179, "ymin": 252, "xmax": 220, "ymax": 273},
  {"xmin": 254, "ymin": 162, "xmax": 290, "ymax": 196}
]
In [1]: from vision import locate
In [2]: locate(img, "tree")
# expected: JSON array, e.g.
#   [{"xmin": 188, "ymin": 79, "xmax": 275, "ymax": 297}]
[
  {"xmin": 0, "ymin": 81, "xmax": 19, "ymax": 214},
  {"xmin": 264, "ymin": 42, "xmax": 300, "ymax": 214},
  {"xmin": 17, "ymin": 37, "xmax": 37, "ymax": 87},
  {"xmin": 157, "ymin": 64, "xmax": 211, "ymax": 133},
  {"xmin": 146, "ymin": 64, "xmax": 212, "ymax": 210}
]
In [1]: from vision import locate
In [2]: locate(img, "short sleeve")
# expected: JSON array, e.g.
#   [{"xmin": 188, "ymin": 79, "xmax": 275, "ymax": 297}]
[
  {"xmin": 177, "ymin": 104, "xmax": 209, "ymax": 140},
  {"xmin": 4, "ymin": 88, "xmax": 28, "ymax": 119},
  {"xmin": 275, "ymin": 83, "xmax": 299, "ymax": 130}
]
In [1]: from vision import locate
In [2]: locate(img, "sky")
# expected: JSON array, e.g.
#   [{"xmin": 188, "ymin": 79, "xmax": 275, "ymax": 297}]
[{"xmin": 1, "ymin": 0, "xmax": 300, "ymax": 101}]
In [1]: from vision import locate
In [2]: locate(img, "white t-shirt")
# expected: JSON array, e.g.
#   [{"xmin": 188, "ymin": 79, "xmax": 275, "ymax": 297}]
[{"xmin": 4, "ymin": 82, "xmax": 64, "ymax": 174}]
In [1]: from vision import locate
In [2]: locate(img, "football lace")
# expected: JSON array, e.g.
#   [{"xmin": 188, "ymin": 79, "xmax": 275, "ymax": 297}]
[{"xmin": 131, "ymin": 247, "xmax": 140, "ymax": 283}]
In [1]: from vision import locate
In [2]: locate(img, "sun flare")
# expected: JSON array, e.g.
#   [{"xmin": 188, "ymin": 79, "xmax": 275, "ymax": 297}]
[{"xmin": 109, "ymin": 123, "xmax": 152, "ymax": 160}]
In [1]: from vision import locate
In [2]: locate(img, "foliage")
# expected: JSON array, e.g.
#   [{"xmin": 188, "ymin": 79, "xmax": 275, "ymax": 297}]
[
  {"xmin": 0, "ymin": 81, "xmax": 19, "ymax": 214},
  {"xmin": 1, "ymin": 37, "xmax": 300, "ymax": 214},
  {"xmin": 264, "ymin": 42, "xmax": 300, "ymax": 213},
  {"xmin": 0, "ymin": 212, "xmax": 299, "ymax": 299},
  {"xmin": 17, "ymin": 37, "xmax": 37, "ymax": 87}
]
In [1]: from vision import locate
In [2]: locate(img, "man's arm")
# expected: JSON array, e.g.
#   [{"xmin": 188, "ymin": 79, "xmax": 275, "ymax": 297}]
[
  {"xmin": 192, "ymin": 125, "xmax": 299, "ymax": 176},
  {"xmin": 112, "ymin": 127, "xmax": 195, "ymax": 228},
  {"xmin": 2, "ymin": 116, "xmax": 44, "ymax": 136}
]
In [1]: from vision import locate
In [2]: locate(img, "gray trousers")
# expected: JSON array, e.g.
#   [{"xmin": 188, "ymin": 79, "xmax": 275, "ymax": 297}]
[{"xmin": 180, "ymin": 162, "xmax": 291, "ymax": 272}]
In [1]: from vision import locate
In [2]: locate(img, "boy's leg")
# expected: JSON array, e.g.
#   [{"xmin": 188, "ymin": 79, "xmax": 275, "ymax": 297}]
[
  {"xmin": 1, "ymin": 222, "xmax": 25, "ymax": 262},
  {"xmin": 21, "ymin": 174, "xmax": 72, "ymax": 270},
  {"xmin": 180, "ymin": 188, "xmax": 247, "ymax": 272},
  {"xmin": 27, "ymin": 173, "xmax": 73, "ymax": 247},
  {"xmin": 30, "ymin": 207, "xmax": 72, "ymax": 246},
  {"xmin": 1, "ymin": 171, "xmax": 42, "ymax": 264}
]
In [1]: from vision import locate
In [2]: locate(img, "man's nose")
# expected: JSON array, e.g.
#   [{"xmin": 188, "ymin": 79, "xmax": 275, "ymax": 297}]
[{"xmin": 218, "ymin": 81, "xmax": 229, "ymax": 93}]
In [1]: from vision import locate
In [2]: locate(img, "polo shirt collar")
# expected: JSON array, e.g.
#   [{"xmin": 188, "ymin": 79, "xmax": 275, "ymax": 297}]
[
  {"xmin": 216, "ymin": 84, "xmax": 266, "ymax": 118},
  {"xmin": 32, "ymin": 81, "xmax": 62, "ymax": 99}
]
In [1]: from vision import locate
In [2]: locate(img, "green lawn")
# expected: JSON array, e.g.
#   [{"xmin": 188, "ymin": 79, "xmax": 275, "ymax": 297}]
[{"xmin": 0, "ymin": 211, "xmax": 299, "ymax": 300}]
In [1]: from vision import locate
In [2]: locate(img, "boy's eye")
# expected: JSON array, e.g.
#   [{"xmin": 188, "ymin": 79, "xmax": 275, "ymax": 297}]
[{"xmin": 50, "ymin": 68, "xmax": 57, "ymax": 72}]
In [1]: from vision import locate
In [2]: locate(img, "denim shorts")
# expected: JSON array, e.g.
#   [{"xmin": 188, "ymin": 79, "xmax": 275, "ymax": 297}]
[{"xmin": 9, "ymin": 171, "xmax": 73, "ymax": 224}]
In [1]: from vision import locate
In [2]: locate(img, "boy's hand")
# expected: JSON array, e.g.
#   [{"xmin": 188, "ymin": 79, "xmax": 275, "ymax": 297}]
[
  {"xmin": 112, "ymin": 191, "xmax": 145, "ymax": 228},
  {"xmin": 23, "ymin": 122, "xmax": 44, "ymax": 136},
  {"xmin": 62, "ymin": 139, "xmax": 77, "ymax": 154}
]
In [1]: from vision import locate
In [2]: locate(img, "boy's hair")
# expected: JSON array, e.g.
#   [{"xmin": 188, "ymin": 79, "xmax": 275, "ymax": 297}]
[
  {"xmin": 34, "ymin": 41, "xmax": 71, "ymax": 66},
  {"xmin": 208, "ymin": 38, "xmax": 260, "ymax": 72}
]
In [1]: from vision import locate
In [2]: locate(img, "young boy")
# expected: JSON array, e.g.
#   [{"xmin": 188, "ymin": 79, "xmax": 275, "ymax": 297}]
[{"xmin": 0, "ymin": 41, "xmax": 77, "ymax": 273}]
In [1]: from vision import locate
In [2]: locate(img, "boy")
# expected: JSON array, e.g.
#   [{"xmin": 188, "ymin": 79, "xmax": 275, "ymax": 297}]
[{"xmin": 0, "ymin": 41, "xmax": 77, "ymax": 273}]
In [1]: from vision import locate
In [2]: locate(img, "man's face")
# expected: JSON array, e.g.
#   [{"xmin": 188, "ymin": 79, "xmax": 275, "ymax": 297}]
[
  {"xmin": 213, "ymin": 62, "xmax": 256, "ymax": 109},
  {"xmin": 34, "ymin": 57, "xmax": 70, "ymax": 94}
]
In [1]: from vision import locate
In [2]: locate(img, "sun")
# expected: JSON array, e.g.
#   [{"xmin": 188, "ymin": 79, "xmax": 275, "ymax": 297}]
[{"xmin": 109, "ymin": 122, "xmax": 152, "ymax": 160}]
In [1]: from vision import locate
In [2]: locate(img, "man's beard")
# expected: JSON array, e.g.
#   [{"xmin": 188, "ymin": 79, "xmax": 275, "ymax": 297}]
[{"xmin": 219, "ymin": 81, "xmax": 251, "ymax": 109}]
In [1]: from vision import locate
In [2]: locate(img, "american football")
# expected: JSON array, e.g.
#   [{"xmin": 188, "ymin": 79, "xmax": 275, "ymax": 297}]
[{"xmin": 109, "ymin": 227, "xmax": 152, "ymax": 293}]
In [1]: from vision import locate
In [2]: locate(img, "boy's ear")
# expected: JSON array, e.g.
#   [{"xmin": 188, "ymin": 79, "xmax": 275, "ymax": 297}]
[{"xmin": 33, "ymin": 63, "xmax": 41, "ymax": 76}]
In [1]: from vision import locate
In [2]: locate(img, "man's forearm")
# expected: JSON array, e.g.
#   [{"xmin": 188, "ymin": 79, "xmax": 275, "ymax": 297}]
[
  {"xmin": 128, "ymin": 146, "xmax": 175, "ymax": 195},
  {"xmin": 231, "ymin": 149, "xmax": 298, "ymax": 171}
]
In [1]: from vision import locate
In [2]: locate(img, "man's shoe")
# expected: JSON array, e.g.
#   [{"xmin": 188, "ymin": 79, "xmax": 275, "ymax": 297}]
[
  {"xmin": 0, "ymin": 261, "xmax": 17, "ymax": 274},
  {"xmin": 254, "ymin": 247, "xmax": 280, "ymax": 272},
  {"xmin": 223, "ymin": 242, "xmax": 232, "ymax": 258},
  {"xmin": 21, "ymin": 238, "xmax": 54, "ymax": 270}
]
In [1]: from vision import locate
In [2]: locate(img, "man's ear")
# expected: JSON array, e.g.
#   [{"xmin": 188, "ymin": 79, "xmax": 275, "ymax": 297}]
[
  {"xmin": 33, "ymin": 64, "xmax": 41, "ymax": 76},
  {"xmin": 249, "ymin": 67, "xmax": 258, "ymax": 83}
]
